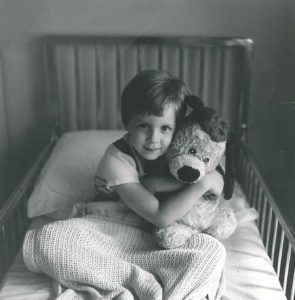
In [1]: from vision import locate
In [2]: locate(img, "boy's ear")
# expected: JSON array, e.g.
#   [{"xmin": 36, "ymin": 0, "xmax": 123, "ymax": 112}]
[{"xmin": 223, "ymin": 133, "xmax": 235, "ymax": 200}]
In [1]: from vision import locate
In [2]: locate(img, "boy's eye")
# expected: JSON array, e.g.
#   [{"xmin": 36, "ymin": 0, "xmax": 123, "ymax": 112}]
[
  {"xmin": 161, "ymin": 126, "xmax": 172, "ymax": 132},
  {"xmin": 138, "ymin": 124, "xmax": 148, "ymax": 129}
]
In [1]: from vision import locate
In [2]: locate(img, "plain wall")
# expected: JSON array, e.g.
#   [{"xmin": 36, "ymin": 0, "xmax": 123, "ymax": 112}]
[{"xmin": 0, "ymin": 0, "xmax": 294, "ymax": 220}]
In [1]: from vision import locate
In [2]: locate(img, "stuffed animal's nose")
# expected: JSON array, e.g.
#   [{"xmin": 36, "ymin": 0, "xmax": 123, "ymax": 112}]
[{"xmin": 177, "ymin": 166, "xmax": 200, "ymax": 183}]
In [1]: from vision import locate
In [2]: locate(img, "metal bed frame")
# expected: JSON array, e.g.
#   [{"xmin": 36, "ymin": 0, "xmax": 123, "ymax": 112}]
[{"xmin": 0, "ymin": 35, "xmax": 294, "ymax": 299}]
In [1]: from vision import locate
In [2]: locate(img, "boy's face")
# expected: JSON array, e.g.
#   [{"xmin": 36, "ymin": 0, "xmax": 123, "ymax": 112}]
[{"xmin": 126, "ymin": 105, "xmax": 176, "ymax": 160}]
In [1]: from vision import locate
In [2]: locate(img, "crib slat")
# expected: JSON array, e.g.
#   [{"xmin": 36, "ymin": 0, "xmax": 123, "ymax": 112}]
[
  {"xmin": 277, "ymin": 231, "xmax": 285, "ymax": 278},
  {"xmin": 182, "ymin": 47, "xmax": 203, "ymax": 96},
  {"xmin": 244, "ymin": 162, "xmax": 250, "ymax": 199},
  {"xmin": 265, "ymin": 205, "xmax": 273, "ymax": 252},
  {"xmin": 260, "ymin": 195, "xmax": 267, "ymax": 242},
  {"xmin": 160, "ymin": 44, "xmax": 181, "ymax": 78},
  {"xmin": 283, "ymin": 243, "xmax": 291, "ymax": 293},
  {"xmin": 115, "ymin": 45, "xmax": 121, "ymax": 117},
  {"xmin": 95, "ymin": 45, "xmax": 104, "ymax": 129},
  {"xmin": 262, "ymin": 199, "xmax": 270, "ymax": 245},
  {"xmin": 201, "ymin": 47, "xmax": 224, "ymax": 109},
  {"xmin": 117, "ymin": 43, "xmax": 138, "ymax": 89},
  {"xmin": 56, "ymin": 44, "xmax": 78, "ymax": 132},
  {"xmin": 248, "ymin": 169, "xmax": 255, "ymax": 205},
  {"xmin": 76, "ymin": 45, "xmax": 98, "ymax": 129},
  {"xmin": 249, "ymin": 177, "xmax": 256, "ymax": 207},
  {"xmin": 284, "ymin": 243, "xmax": 295, "ymax": 299},
  {"xmin": 271, "ymin": 218, "xmax": 279, "ymax": 262},
  {"xmin": 241, "ymin": 154, "xmax": 247, "ymax": 192},
  {"xmin": 140, "ymin": 43, "xmax": 160, "ymax": 70},
  {"xmin": 256, "ymin": 187, "xmax": 263, "ymax": 226},
  {"xmin": 99, "ymin": 44, "xmax": 118, "ymax": 129}
]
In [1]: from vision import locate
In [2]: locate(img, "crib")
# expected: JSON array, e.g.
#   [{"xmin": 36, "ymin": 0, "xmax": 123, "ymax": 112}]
[{"xmin": 0, "ymin": 35, "xmax": 294, "ymax": 299}]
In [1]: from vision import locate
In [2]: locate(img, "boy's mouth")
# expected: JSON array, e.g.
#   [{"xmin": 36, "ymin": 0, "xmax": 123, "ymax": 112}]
[{"xmin": 143, "ymin": 146, "xmax": 161, "ymax": 152}]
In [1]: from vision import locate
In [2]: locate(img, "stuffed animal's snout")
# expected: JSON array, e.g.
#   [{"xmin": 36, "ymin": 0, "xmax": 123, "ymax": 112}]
[
  {"xmin": 177, "ymin": 166, "xmax": 200, "ymax": 183},
  {"xmin": 169, "ymin": 155, "xmax": 206, "ymax": 183}
]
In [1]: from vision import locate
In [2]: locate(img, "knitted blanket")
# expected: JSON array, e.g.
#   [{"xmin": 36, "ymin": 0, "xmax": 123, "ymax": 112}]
[{"xmin": 23, "ymin": 207, "xmax": 226, "ymax": 300}]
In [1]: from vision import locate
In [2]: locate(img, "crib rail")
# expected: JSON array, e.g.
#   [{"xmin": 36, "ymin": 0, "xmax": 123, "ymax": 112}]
[
  {"xmin": 0, "ymin": 140, "xmax": 55, "ymax": 283},
  {"xmin": 237, "ymin": 141, "xmax": 295, "ymax": 300}
]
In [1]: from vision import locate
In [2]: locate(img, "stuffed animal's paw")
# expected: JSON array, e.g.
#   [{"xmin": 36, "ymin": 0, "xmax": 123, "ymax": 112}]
[
  {"xmin": 181, "ymin": 196, "xmax": 218, "ymax": 228},
  {"xmin": 204, "ymin": 206, "xmax": 237, "ymax": 240},
  {"xmin": 153, "ymin": 223, "xmax": 195, "ymax": 249}
]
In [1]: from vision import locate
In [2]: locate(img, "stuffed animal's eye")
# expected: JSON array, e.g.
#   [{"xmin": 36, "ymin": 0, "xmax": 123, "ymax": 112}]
[
  {"xmin": 188, "ymin": 148, "xmax": 196, "ymax": 155},
  {"xmin": 203, "ymin": 157, "xmax": 210, "ymax": 163}
]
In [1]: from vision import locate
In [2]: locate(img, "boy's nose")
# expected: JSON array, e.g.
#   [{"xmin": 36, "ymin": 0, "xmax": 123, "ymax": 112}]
[{"xmin": 149, "ymin": 130, "xmax": 160, "ymax": 142}]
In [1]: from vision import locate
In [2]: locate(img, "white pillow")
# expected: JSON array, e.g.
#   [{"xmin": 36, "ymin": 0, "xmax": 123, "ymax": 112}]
[{"xmin": 27, "ymin": 130, "xmax": 126, "ymax": 218}]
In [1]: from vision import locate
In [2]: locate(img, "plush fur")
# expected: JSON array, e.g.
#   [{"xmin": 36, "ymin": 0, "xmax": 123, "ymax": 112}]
[{"xmin": 153, "ymin": 96, "xmax": 237, "ymax": 249}]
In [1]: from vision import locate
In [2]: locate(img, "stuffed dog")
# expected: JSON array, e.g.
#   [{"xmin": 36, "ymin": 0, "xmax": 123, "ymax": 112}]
[{"xmin": 153, "ymin": 96, "xmax": 237, "ymax": 249}]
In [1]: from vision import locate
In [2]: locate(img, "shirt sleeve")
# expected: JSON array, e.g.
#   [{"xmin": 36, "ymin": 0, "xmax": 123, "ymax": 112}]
[{"xmin": 95, "ymin": 144, "xmax": 140, "ymax": 189}]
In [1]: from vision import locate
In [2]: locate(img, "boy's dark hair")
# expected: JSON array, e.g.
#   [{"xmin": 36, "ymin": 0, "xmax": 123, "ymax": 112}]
[{"xmin": 121, "ymin": 70, "xmax": 190, "ymax": 127}]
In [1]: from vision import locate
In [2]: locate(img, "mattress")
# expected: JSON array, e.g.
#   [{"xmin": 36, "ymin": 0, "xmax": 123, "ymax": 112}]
[{"xmin": 0, "ymin": 131, "xmax": 287, "ymax": 300}]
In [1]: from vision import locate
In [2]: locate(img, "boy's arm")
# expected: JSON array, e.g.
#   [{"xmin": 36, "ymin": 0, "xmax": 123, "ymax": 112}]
[
  {"xmin": 114, "ymin": 170, "xmax": 223, "ymax": 227},
  {"xmin": 140, "ymin": 174, "xmax": 186, "ymax": 194}
]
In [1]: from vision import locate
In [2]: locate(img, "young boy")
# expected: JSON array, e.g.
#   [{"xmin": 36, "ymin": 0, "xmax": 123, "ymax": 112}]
[{"xmin": 94, "ymin": 70, "xmax": 223, "ymax": 227}]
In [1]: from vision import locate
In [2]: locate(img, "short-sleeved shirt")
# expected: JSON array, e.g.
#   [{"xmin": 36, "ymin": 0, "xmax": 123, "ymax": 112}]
[{"xmin": 94, "ymin": 134, "xmax": 169, "ymax": 202}]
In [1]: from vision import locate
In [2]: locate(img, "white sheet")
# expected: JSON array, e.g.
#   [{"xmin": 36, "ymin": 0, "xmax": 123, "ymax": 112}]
[{"xmin": 223, "ymin": 220, "xmax": 286, "ymax": 299}]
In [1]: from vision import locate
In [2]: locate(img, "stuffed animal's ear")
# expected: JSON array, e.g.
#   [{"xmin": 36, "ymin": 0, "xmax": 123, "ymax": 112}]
[
  {"xmin": 203, "ymin": 115, "xmax": 229, "ymax": 142},
  {"xmin": 184, "ymin": 95, "xmax": 216, "ymax": 125},
  {"xmin": 184, "ymin": 95, "xmax": 204, "ymax": 111},
  {"xmin": 223, "ymin": 133, "xmax": 235, "ymax": 200}
]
